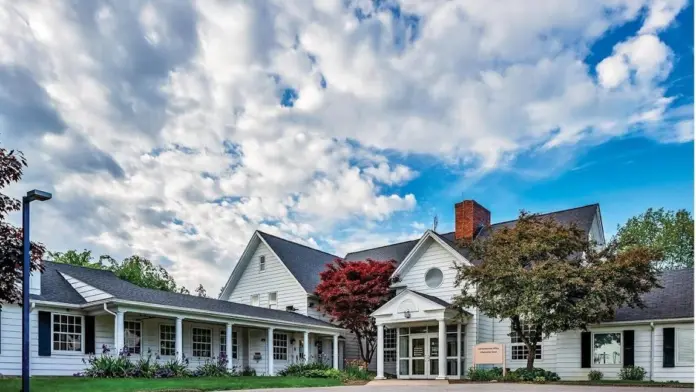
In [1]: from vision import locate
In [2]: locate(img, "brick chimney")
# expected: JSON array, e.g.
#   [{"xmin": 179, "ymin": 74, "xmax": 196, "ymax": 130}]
[{"xmin": 455, "ymin": 200, "xmax": 491, "ymax": 241}]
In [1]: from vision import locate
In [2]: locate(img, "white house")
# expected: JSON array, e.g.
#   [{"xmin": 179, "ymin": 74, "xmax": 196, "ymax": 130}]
[{"xmin": 0, "ymin": 199, "xmax": 692, "ymax": 382}]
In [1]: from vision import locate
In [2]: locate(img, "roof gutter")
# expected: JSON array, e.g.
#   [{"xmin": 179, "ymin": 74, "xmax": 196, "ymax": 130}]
[
  {"xmin": 34, "ymin": 297, "xmax": 344, "ymax": 334},
  {"xmin": 593, "ymin": 317, "xmax": 693, "ymax": 326}
]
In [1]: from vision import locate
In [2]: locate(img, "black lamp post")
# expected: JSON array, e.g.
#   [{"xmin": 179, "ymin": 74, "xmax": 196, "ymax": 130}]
[{"xmin": 22, "ymin": 189, "xmax": 52, "ymax": 392}]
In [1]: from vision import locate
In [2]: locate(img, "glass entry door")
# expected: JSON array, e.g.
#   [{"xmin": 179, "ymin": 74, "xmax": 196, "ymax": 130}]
[
  {"xmin": 409, "ymin": 334, "xmax": 437, "ymax": 378},
  {"xmin": 411, "ymin": 337, "xmax": 426, "ymax": 376}
]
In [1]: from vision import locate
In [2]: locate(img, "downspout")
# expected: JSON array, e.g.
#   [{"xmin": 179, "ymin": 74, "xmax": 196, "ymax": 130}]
[
  {"xmin": 649, "ymin": 322, "xmax": 655, "ymax": 381},
  {"xmin": 104, "ymin": 304, "xmax": 117, "ymax": 353}
]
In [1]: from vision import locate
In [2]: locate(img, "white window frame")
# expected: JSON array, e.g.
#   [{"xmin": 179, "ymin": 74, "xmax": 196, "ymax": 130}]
[
  {"xmin": 52, "ymin": 313, "xmax": 84, "ymax": 353},
  {"xmin": 510, "ymin": 324, "xmax": 542, "ymax": 361},
  {"xmin": 259, "ymin": 256, "xmax": 266, "ymax": 272},
  {"xmin": 676, "ymin": 328, "xmax": 694, "ymax": 366},
  {"xmin": 273, "ymin": 332, "xmax": 288, "ymax": 360},
  {"xmin": 251, "ymin": 294, "xmax": 260, "ymax": 307},
  {"xmin": 124, "ymin": 320, "xmax": 142, "ymax": 355},
  {"xmin": 220, "ymin": 329, "xmax": 238, "ymax": 359},
  {"xmin": 159, "ymin": 324, "xmax": 176, "ymax": 356},
  {"xmin": 592, "ymin": 331, "xmax": 623, "ymax": 366},
  {"xmin": 384, "ymin": 327, "xmax": 397, "ymax": 362},
  {"xmin": 268, "ymin": 292, "xmax": 278, "ymax": 309},
  {"xmin": 192, "ymin": 327, "xmax": 212, "ymax": 358}
]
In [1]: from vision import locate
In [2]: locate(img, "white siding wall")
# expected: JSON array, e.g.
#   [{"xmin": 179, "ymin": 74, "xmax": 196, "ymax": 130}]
[
  {"xmin": 588, "ymin": 213, "xmax": 605, "ymax": 246},
  {"xmin": 61, "ymin": 273, "xmax": 113, "ymax": 302},
  {"xmin": 0, "ymin": 305, "xmax": 113, "ymax": 376},
  {"xmin": 227, "ymin": 242, "xmax": 308, "ymax": 315},
  {"xmin": 399, "ymin": 239, "xmax": 462, "ymax": 302},
  {"xmin": 555, "ymin": 322, "xmax": 694, "ymax": 382},
  {"xmin": 493, "ymin": 318, "xmax": 557, "ymax": 371}
]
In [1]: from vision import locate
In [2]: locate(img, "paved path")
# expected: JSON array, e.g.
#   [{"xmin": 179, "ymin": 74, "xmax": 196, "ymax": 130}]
[{"xmin": 225, "ymin": 381, "xmax": 694, "ymax": 392}]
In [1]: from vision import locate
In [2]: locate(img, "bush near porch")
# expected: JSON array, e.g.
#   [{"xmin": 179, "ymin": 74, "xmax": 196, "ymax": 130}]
[
  {"xmin": 0, "ymin": 376, "xmax": 342, "ymax": 392},
  {"xmin": 277, "ymin": 360, "xmax": 373, "ymax": 382},
  {"xmin": 467, "ymin": 367, "xmax": 560, "ymax": 382}
]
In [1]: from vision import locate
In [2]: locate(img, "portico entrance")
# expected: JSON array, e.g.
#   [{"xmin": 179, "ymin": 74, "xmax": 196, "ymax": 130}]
[{"xmin": 372, "ymin": 288, "xmax": 472, "ymax": 380}]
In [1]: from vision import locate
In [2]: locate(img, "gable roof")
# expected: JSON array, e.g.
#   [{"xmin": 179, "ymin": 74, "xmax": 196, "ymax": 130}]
[
  {"xmin": 613, "ymin": 268, "xmax": 694, "ymax": 322},
  {"xmin": 34, "ymin": 262, "xmax": 339, "ymax": 329},
  {"xmin": 257, "ymin": 231, "xmax": 339, "ymax": 293},
  {"xmin": 344, "ymin": 239, "xmax": 419, "ymax": 263},
  {"xmin": 344, "ymin": 204, "xmax": 600, "ymax": 266},
  {"xmin": 411, "ymin": 290, "xmax": 451, "ymax": 308}
]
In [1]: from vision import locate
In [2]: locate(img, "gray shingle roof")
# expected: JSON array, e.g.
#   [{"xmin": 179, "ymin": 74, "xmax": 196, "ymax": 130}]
[
  {"xmin": 257, "ymin": 231, "xmax": 339, "ymax": 293},
  {"xmin": 33, "ymin": 262, "xmax": 339, "ymax": 329},
  {"xmin": 345, "ymin": 204, "xmax": 600, "ymax": 267},
  {"xmin": 411, "ymin": 290, "xmax": 451, "ymax": 308},
  {"xmin": 344, "ymin": 239, "xmax": 419, "ymax": 263},
  {"xmin": 613, "ymin": 268, "xmax": 694, "ymax": 322},
  {"xmin": 32, "ymin": 262, "xmax": 86, "ymax": 304}
]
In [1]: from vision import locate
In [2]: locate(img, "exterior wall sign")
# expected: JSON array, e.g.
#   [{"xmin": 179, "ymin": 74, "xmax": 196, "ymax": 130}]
[{"xmin": 473, "ymin": 343, "xmax": 506, "ymax": 376}]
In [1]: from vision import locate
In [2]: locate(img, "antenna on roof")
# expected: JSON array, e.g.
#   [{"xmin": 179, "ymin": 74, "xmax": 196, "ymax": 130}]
[{"xmin": 432, "ymin": 215, "xmax": 439, "ymax": 232}]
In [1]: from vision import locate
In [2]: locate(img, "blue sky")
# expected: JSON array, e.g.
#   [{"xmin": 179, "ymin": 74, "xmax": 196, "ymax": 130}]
[{"xmin": 2, "ymin": 0, "xmax": 694, "ymax": 291}]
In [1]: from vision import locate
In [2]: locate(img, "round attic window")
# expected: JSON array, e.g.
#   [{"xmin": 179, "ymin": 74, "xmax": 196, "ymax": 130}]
[{"xmin": 425, "ymin": 268, "xmax": 444, "ymax": 288}]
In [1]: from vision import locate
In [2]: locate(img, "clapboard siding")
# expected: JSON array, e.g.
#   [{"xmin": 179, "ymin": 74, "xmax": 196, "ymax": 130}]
[
  {"xmin": 493, "ymin": 318, "xmax": 557, "ymax": 371},
  {"xmin": 60, "ymin": 273, "xmax": 113, "ymax": 302},
  {"xmin": 399, "ymin": 239, "xmax": 462, "ymax": 302},
  {"xmin": 227, "ymin": 242, "xmax": 308, "ymax": 315},
  {"xmin": 653, "ymin": 323, "xmax": 694, "ymax": 382},
  {"xmin": 0, "ymin": 305, "xmax": 113, "ymax": 376}
]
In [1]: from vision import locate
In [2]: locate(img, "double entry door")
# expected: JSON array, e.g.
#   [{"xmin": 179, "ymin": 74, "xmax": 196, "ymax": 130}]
[{"xmin": 409, "ymin": 333, "xmax": 439, "ymax": 379}]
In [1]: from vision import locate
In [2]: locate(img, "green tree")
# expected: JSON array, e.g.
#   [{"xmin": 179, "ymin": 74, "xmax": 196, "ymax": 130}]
[
  {"xmin": 616, "ymin": 208, "xmax": 694, "ymax": 270},
  {"xmin": 51, "ymin": 250, "xmax": 189, "ymax": 293},
  {"xmin": 48, "ymin": 249, "xmax": 106, "ymax": 268},
  {"xmin": 452, "ymin": 211, "xmax": 662, "ymax": 370},
  {"xmin": 0, "ymin": 147, "xmax": 46, "ymax": 307}
]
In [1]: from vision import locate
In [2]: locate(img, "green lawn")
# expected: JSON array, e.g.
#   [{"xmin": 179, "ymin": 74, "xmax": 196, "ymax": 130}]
[{"xmin": 0, "ymin": 376, "xmax": 343, "ymax": 392}]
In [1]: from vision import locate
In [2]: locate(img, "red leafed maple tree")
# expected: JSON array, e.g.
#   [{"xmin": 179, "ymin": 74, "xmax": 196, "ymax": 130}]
[{"xmin": 315, "ymin": 258, "xmax": 397, "ymax": 363}]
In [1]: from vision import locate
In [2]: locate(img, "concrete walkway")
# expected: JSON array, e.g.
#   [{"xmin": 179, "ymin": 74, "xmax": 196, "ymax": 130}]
[{"xmin": 224, "ymin": 381, "xmax": 694, "ymax": 392}]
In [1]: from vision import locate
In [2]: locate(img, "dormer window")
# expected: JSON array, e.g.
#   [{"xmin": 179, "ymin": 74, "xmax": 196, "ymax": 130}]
[{"xmin": 259, "ymin": 256, "xmax": 266, "ymax": 271}]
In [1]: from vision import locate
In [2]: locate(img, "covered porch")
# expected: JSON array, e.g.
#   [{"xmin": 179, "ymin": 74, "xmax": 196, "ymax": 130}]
[
  {"xmin": 37, "ymin": 300, "xmax": 344, "ymax": 376},
  {"xmin": 372, "ymin": 290, "xmax": 471, "ymax": 380}
]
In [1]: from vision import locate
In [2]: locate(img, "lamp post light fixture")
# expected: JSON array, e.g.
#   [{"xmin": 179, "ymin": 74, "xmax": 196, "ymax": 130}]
[{"xmin": 22, "ymin": 189, "xmax": 52, "ymax": 392}]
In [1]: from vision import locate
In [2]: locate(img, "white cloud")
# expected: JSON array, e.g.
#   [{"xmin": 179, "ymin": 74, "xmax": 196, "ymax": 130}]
[{"xmin": 0, "ymin": 0, "xmax": 691, "ymax": 292}]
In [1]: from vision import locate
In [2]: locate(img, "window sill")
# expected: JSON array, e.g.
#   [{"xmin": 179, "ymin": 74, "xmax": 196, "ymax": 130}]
[{"xmin": 51, "ymin": 351, "xmax": 85, "ymax": 356}]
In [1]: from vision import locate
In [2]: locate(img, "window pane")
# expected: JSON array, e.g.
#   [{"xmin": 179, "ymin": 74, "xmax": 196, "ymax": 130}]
[
  {"xmin": 677, "ymin": 329, "xmax": 694, "ymax": 364},
  {"xmin": 446, "ymin": 334, "xmax": 457, "ymax": 357},
  {"xmin": 593, "ymin": 333, "xmax": 621, "ymax": 365},
  {"xmin": 399, "ymin": 336, "xmax": 409, "ymax": 358},
  {"xmin": 446, "ymin": 359, "xmax": 458, "ymax": 376},
  {"xmin": 410, "ymin": 326, "xmax": 427, "ymax": 334},
  {"xmin": 399, "ymin": 360, "xmax": 409, "ymax": 375}
]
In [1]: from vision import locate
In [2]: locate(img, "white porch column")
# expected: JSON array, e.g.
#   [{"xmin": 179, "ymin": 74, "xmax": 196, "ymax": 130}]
[
  {"xmin": 115, "ymin": 311, "xmax": 125, "ymax": 354},
  {"xmin": 267, "ymin": 327, "xmax": 275, "ymax": 376},
  {"xmin": 303, "ymin": 331, "xmax": 310, "ymax": 363},
  {"xmin": 456, "ymin": 323, "xmax": 462, "ymax": 378},
  {"xmin": 309, "ymin": 334, "xmax": 315, "ymax": 362},
  {"xmin": 332, "ymin": 334, "xmax": 339, "ymax": 369},
  {"xmin": 226, "ymin": 323, "xmax": 233, "ymax": 370},
  {"xmin": 437, "ymin": 319, "xmax": 447, "ymax": 380},
  {"xmin": 376, "ymin": 324, "xmax": 385, "ymax": 379},
  {"xmin": 175, "ymin": 317, "xmax": 183, "ymax": 361}
]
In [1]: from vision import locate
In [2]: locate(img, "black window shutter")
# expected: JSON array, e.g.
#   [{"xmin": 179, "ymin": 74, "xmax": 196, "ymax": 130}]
[
  {"xmin": 663, "ymin": 327, "xmax": 675, "ymax": 368},
  {"xmin": 581, "ymin": 331, "xmax": 592, "ymax": 368},
  {"xmin": 85, "ymin": 316, "xmax": 96, "ymax": 354},
  {"xmin": 38, "ymin": 311, "xmax": 52, "ymax": 357},
  {"xmin": 0, "ymin": 308, "xmax": 2, "ymax": 354},
  {"xmin": 623, "ymin": 330, "xmax": 634, "ymax": 367}
]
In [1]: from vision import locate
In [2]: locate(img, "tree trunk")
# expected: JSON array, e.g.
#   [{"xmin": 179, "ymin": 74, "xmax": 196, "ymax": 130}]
[{"xmin": 525, "ymin": 342, "xmax": 536, "ymax": 370}]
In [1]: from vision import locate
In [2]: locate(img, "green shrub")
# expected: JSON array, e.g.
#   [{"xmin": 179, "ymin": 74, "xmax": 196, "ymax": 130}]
[
  {"xmin": 343, "ymin": 363, "xmax": 373, "ymax": 380},
  {"xmin": 159, "ymin": 357, "xmax": 190, "ymax": 378},
  {"xmin": 303, "ymin": 369, "xmax": 343, "ymax": 379},
  {"xmin": 467, "ymin": 367, "xmax": 505, "ymax": 381},
  {"xmin": 81, "ymin": 353, "xmax": 135, "ymax": 378},
  {"xmin": 502, "ymin": 372, "xmax": 521, "ymax": 382},
  {"xmin": 192, "ymin": 356, "xmax": 233, "ymax": 377},
  {"xmin": 512, "ymin": 367, "xmax": 560, "ymax": 382},
  {"xmin": 238, "ymin": 366, "xmax": 257, "ymax": 376},
  {"xmin": 619, "ymin": 366, "xmax": 646, "ymax": 381},
  {"xmin": 533, "ymin": 376, "xmax": 546, "ymax": 383},
  {"xmin": 588, "ymin": 370, "xmax": 604, "ymax": 381},
  {"xmin": 277, "ymin": 362, "xmax": 333, "ymax": 377}
]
